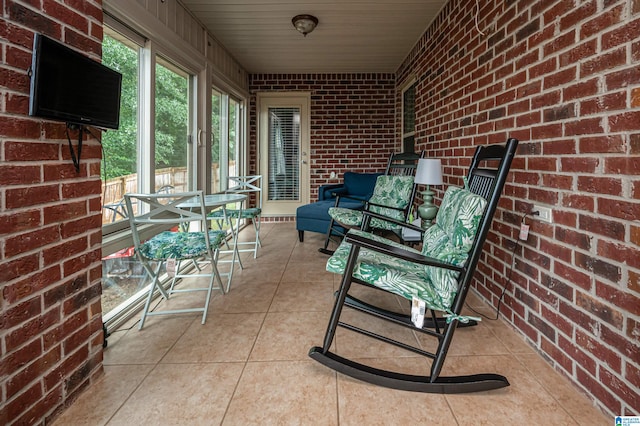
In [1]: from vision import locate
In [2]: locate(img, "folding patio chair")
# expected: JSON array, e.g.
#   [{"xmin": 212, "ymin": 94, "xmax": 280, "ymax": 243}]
[
  {"xmin": 309, "ymin": 138, "xmax": 518, "ymax": 393},
  {"xmin": 208, "ymin": 175, "xmax": 262, "ymax": 258},
  {"xmin": 124, "ymin": 191, "xmax": 227, "ymax": 329},
  {"xmin": 319, "ymin": 151, "xmax": 423, "ymax": 255}
]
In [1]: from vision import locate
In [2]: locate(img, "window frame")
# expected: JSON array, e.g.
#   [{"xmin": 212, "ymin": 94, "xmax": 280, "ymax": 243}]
[
  {"xmin": 401, "ymin": 78, "xmax": 417, "ymax": 153},
  {"xmin": 100, "ymin": 17, "xmax": 248, "ymax": 324}
]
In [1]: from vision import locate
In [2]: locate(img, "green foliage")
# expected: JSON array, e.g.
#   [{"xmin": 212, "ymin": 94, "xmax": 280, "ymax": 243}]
[
  {"xmin": 211, "ymin": 92, "xmax": 221, "ymax": 163},
  {"xmin": 101, "ymin": 35, "xmax": 137, "ymax": 180},
  {"xmin": 155, "ymin": 62, "xmax": 188, "ymax": 168},
  {"xmin": 101, "ymin": 36, "xmax": 236, "ymax": 184},
  {"xmin": 101, "ymin": 36, "xmax": 189, "ymax": 180}
]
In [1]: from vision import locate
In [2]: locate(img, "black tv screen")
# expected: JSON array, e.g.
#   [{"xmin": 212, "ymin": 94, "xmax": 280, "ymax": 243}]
[{"xmin": 29, "ymin": 34, "xmax": 122, "ymax": 130}]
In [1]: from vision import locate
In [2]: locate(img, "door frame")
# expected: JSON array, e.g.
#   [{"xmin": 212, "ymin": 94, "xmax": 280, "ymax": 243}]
[{"xmin": 257, "ymin": 92, "xmax": 310, "ymax": 216}]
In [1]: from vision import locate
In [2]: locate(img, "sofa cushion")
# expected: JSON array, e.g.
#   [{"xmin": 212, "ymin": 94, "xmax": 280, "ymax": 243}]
[
  {"xmin": 297, "ymin": 200, "xmax": 362, "ymax": 221},
  {"xmin": 343, "ymin": 172, "xmax": 381, "ymax": 198}
]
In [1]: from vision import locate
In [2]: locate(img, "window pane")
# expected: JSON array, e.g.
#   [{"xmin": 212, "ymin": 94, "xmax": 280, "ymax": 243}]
[
  {"xmin": 211, "ymin": 90, "xmax": 222, "ymax": 192},
  {"xmin": 102, "ymin": 250, "xmax": 155, "ymax": 315},
  {"xmin": 403, "ymin": 83, "xmax": 416, "ymax": 134},
  {"xmin": 229, "ymin": 98, "xmax": 239, "ymax": 177},
  {"xmin": 268, "ymin": 107, "xmax": 299, "ymax": 201},
  {"xmin": 100, "ymin": 32, "xmax": 139, "ymax": 224},
  {"xmin": 155, "ymin": 58, "xmax": 189, "ymax": 192},
  {"xmin": 403, "ymin": 134, "xmax": 415, "ymax": 153}
]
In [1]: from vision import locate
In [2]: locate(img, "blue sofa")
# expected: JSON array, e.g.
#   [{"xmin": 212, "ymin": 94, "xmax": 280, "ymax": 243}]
[{"xmin": 296, "ymin": 171, "xmax": 382, "ymax": 242}]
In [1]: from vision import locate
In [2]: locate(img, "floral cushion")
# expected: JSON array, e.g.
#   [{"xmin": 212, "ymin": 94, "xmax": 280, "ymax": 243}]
[
  {"xmin": 328, "ymin": 175, "xmax": 414, "ymax": 230},
  {"xmin": 208, "ymin": 207, "xmax": 261, "ymax": 220},
  {"xmin": 139, "ymin": 230, "xmax": 226, "ymax": 261},
  {"xmin": 326, "ymin": 186, "xmax": 487, "ymax": 312}
]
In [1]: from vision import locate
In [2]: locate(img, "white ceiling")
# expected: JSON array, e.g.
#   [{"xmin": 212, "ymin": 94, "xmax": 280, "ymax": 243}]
[{"xmin": 180, "ymin": 0, "xmax": 448, "ymax": 74}]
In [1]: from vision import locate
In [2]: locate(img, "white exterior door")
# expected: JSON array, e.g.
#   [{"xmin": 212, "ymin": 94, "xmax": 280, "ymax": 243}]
[{"xmin": 258, "ymin": 93, "xmax": 310, "ymax": 216}]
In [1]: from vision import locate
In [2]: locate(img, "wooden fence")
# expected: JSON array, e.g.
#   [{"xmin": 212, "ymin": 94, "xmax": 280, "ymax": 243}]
[{"xmin": 101, "ymin": 163, "xmax": 234, "ymax": 224}]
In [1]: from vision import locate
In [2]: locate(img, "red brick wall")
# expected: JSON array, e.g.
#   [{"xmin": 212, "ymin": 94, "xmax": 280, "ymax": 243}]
[
  {"xmin": 0, "ymin": 1, "xmax": 105, "ymax": 424},
  {"xmin": 398, "ymin": 0, "xmax": 640, "ymax": 416},
  {"xmin": 249, "ymin": 74, "xmax": 397, "ymax": 207}
]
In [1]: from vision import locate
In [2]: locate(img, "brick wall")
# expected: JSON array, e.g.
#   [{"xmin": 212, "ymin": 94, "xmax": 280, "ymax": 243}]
[
  {"xmin": 1, "ymin": 1, "xmax": 105, "ymax": 424},
  {"xmin": 249, "ymin": 74, "xmax": 397, "ymax": 208},
  {"xmin": 398, "ymin": 0, "xmax": 640, "ymax": 416}
]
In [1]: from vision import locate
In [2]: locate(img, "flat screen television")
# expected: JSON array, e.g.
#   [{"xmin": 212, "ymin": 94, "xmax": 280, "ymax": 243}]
[{"xmin": 29, "ymin": 33, "xmax": 122, "ymax": 130}]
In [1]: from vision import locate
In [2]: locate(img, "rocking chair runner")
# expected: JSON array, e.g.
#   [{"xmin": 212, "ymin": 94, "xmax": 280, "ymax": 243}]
[{"xmin": 309, "ymin": 138, "xmax": 518, "ymax": 394}]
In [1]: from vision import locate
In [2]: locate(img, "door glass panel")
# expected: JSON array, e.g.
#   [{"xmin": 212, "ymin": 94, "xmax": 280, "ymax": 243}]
[
  {"xmin": 268, "ymin": 107, "xmax": 300, "ymax": 201},
  {"xmin": 155, "ymin": 57, "xmax": 189, "ymax": 192}
]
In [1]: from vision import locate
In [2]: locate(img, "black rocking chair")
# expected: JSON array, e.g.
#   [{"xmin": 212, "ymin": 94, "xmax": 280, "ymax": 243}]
[
  {"xmin": 319, "ymin": 151, "xmax": 424, "ymax": 255},
  {"xmin": 309, "ymin": 138, "xmax": 518, "ymax": 394}
]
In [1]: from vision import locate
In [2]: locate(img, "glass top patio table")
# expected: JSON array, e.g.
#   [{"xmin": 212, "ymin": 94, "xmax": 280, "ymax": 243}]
[{"xmin": 178, "ymin": 193, "xmax": 247, "ymax": 209}]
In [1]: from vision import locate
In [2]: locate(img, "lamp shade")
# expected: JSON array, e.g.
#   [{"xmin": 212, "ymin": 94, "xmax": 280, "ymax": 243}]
[{"xmin": 415, "ymin": 158, "xmax": 443, "ymax": 185}]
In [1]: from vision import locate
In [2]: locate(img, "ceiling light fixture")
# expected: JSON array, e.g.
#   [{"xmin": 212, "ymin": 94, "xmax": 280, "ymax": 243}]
[{"xmin": 292, "ymin": 14, "xmax": 318, "ymax": 36}]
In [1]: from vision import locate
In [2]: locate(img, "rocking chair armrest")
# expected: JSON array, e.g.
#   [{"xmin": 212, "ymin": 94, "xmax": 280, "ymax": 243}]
[
  {"xmin": 361, "ymin": 210, "xmax": 424, "ymax": 234},
  {"xmin": 363, "ymin": 200, "xmax": 405, "ymax": 212},
  {"xmin": 344, "ymin": 232, "xmax": 463, "ymax": 273},
  {"xmin": 333, "ymin": 193, "xmax": 369, "ymax": 206}
]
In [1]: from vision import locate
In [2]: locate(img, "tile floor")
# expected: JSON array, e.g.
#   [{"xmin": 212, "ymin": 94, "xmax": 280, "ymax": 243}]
[{"xmin": 54, "ymin": 223, "xmax": 609, "ymax": 425}]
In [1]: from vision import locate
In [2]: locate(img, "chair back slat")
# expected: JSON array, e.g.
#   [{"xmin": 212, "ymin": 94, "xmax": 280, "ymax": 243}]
[
  {"xmin": 124, "ymin": 191, "xmax": 211, "ymax": 253},
  {"xmin": 450, "ymin": 138, "xmax": 518, "ymax": 314},
  {"xmin": 227, "ymin": 175, "xmax": 262, "ymax": 208},
  {"xmin": 385, "ymin": 151, "xmax": 423, "ymax": 176},
  {"xmin": 382, "ymin": 151, "xmax": 425, "ymax": 223}
]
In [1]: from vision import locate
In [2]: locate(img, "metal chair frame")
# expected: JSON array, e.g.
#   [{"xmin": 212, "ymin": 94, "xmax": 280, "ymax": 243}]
[
  {"xmin": 210, "ymin": 175, "xmax": 263, "ymax": 259},
  {"xmin": 124, "ymin": 191, "xmax": 226, "ymax": 329}
]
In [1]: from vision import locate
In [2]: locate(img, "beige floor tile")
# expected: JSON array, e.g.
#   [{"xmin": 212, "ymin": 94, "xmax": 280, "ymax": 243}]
[
  {"xmin": 53, "ymin": 365, "xmax": 153, "ymax": 426},
  {"xmin": 249, "ymin": 311, "xmax": 331, "ymax": 361},
  {"xmin": 163, "ymin": 312, "xmax": 265, "ymax": 363},
  {"xmin": 104, "ymin": 316, "xmax": 194, "ymax": 365},
  {"xmin": 443, "ymin": 354, "xmax": 578, "ymax": 424},
  {"xmin": 54, "ymin": 224, "xmax": 611, "ymax": 425},
  {"xmin": 337, "ymin": 357, "xmax": 457, "ymax": 425},
  {"xmin": 519, "ymin": 353, "xmax": 609, "ymax": 425},
  {"xmin": 269, "ymin": 280, "xmax": 335, "ymax": 312},
  {"xmin": 208, "ymin": 280, "xmax": 278, "ymax": 313},
  {"xmin": 282, "ymin": 259, "xmax": 335, "ymax": 282},
  {"xmin": 290, "ymin": 236, "xmax": 332, "ymax": 261},
  {"xmin": 229, "ymin": 260, "xmax": 287, "ymax": 283},
  {"xmin": 223, "ymin": 360, "xmax": 338, "ymax": 425},
  {"xmin": 247, "ymin": 247, "xmax": 293, "ymax": 264},
  {"xmin": 107, "ymin": 363, "xmax": 244, "ymax": 426}
]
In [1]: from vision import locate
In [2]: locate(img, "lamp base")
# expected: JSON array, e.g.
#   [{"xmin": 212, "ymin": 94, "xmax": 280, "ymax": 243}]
[{"xmin": 417, "ymin": 189, "xmax": 438, "ymax": 229}]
